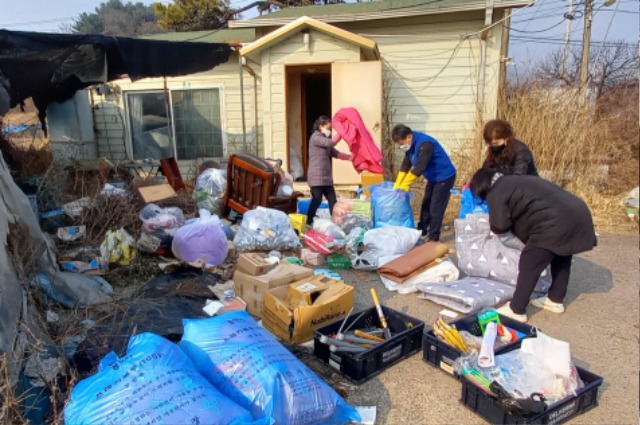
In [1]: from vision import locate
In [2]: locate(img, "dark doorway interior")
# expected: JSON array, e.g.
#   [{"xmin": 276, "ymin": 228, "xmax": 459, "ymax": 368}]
[{"xmin": 301, "ymin": 72, "xmax": 331, "ymax": 178}]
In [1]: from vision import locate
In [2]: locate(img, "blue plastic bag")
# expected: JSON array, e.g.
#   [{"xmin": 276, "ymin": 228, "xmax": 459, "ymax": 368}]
[
  {"xmin": 64, "ymin": 332, "xmax": 256, "ymax": 425},
  {"xmin": 457, "ymin": 188, "xmax": 489, "ymax": 218},
  {"xmin": 370, "ymin": 181, "xmax": 415, "ymax": 228},
  {"xmin": 180, "ymin": 312, "xmax": 361, "ymax": 425}
]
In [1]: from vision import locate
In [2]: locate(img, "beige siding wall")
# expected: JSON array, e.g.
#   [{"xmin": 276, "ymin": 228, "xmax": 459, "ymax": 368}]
[
  {"xmin": 261, "ymin": 29, "xmax": 361, "ymax": 162},
  {"xmin": 342, "ymin": 12, "xmax": 503, "ymax": 153},
  {"xmin": 90, "ymin": 52, "xmax": 263, "ymax": 177}
]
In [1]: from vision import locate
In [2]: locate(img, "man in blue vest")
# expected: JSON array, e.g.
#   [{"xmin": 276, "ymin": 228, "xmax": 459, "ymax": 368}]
[{"xmin": 392, "ymin": 124, "xmax": 456, "ymax": 242}]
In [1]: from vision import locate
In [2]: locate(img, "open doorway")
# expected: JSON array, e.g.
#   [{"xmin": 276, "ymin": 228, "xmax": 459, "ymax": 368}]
[{"xmin": 285, "ymin": 64, "xmax": 331, "ymax": 181}]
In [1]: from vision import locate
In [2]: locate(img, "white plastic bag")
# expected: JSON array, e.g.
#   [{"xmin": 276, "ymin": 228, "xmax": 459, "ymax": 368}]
[
  {"xmin": 172, "ymin": 210, "xmax": 228, "ymax": 266},
  {"xmin": 234, "ymin": 207, "xmax": 302, "ymax": 252},
  {"xmin": 347, "ymin": 226, "xmax": 420, "ymax": 270}
]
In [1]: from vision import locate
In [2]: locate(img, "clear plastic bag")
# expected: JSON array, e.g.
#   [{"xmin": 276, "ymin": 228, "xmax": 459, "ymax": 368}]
[
  {"xmin": 455, "ymin": 348, "xmax": 585, "ymax": 405},
  {"xmin": 171, "ymin": 210, "xmax": 228, "ymax": 266},
  {"xmin": 346, "ymin": 226, "xmax": 420, "ymax": 270},
  {"xmin": 100, "ymin": 228, "xmax": 136, "ymax": 266},
  {"xmin": 233, "ymin": 207, "xmax": 302, "ymax": 252},
  {"xmin": 193, "ymin": 168, "xmax": 227, "ymax": 215},
  {"xmin": 341, "ymin": 214, "xmax": 373, "ymax": 234},
  {"xmin": 139, "ymin": 203, "xmax": 185, "ymax": 235},
  {"xmin": 313, "ymin": 218, "xmax": 347, "ymax": 241}
]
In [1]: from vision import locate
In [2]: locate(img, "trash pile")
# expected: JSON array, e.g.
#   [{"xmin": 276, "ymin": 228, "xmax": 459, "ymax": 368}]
[{"xmin": 8, "ymin": 154, "xmax": 604, "ymax": 425}]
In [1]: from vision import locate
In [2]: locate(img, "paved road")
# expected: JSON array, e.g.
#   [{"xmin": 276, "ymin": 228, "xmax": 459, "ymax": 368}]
[{"xmin": 333, "ymin": 233, "xmax": 638, "ymax": 424}]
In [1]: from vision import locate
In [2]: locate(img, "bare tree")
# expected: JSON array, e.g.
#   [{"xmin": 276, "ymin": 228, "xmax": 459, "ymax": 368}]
[{"xmin": 530, "ymin": 41, "xmax": 638, "ymax": 99}]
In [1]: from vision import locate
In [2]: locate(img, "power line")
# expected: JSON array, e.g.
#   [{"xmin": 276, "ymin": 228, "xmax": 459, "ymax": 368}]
[
  {"xmin": 0, "ymin": 17, "xmax": 76, "ymax": 27},
  {"xmin": 507, "ymin": 19, "xmax": 567, "ymax": 33},
  {"xmin": 591, "ymin": 0, "xmax": 621, "ymax": 65},
  {"xmin": 519, "ymin": 0, "xmax": 547, "ymax": 32}
]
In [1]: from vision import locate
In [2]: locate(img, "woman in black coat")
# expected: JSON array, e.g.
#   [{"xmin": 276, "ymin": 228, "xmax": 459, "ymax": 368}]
[
  {"xmin": 482, "ymin": 119, "xmax": 538, "ymax": 176},
  {"xmin": 470, "ymin": 168, "xmax": 597, "ymax": 322}
]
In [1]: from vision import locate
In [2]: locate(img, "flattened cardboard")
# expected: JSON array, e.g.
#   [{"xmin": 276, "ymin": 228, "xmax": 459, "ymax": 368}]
[
  {"xmin": 237, "ymin": 253, "xmax": 278, "ymax": 276},
  {"xmin": 138, "ymin": 184, "xmax": 176, "ymax": 203},
  {"xmin": 233, "ymin": 263, "xmax": 313, "ymax": 318},
  {"xmin": 263, "ymin": 275, "xmax": 355, "ymax": 343}
]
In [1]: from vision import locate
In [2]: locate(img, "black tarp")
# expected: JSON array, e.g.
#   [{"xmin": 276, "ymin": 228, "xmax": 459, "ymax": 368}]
[
  {"xmin": 73, "ymin": 269, "xmax": 223, "ymax": 373},
  {"xmin": 0, "ymin": 29, "xmax": 232, "ymax": 127}
]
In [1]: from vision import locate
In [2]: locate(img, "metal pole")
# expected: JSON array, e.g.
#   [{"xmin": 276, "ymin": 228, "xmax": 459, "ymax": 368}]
[
  {"xmin": 580, "ymin": 0, "xmax": 593, "ymax": 88},
  {"xmin": 239, "ymin": 54, "xmax": 247, "ymax": 152},
  {"xmin": 561, "ymin": 0, "xmax": 574, "ymax": 80},
  {"xmin": 477, "ymin": 0, "xmax": 495, "ymax": 121}
]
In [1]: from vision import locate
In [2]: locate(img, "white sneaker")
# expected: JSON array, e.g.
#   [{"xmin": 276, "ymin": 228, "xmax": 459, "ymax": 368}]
[
  {"xmin": 530, "ymin": 296, "xmax": 565, "ymax": 313},
  {"xmin": 496, "ymin": 304, "xmax": 528, "ymax": 323}
]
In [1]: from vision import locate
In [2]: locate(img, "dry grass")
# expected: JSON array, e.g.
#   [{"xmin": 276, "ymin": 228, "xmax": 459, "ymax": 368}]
[
  {"xmin": 501, "ymin": 84, "xmax": 639, "ymax": 234},
  {"xmin": 410, "ymin": 83, "xmax": 639, "ymax": 235}
]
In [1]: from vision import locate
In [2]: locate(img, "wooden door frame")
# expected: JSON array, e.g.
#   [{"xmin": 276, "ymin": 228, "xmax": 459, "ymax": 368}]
[{"xmin": 284, "ymin": 63, "xmax": 331, "ymax": 179}]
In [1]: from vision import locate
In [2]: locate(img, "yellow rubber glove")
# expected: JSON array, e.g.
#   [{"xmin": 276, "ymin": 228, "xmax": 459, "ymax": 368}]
[
  {"xmin": 393, "ymin": 171, "xmax": 407, "ymax": 190},
  {"xmin": 398, "ymin": 172, "xmax": 418, "ymax": 191}
]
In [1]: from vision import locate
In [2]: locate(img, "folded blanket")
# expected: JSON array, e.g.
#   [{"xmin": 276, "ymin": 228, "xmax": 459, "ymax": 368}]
[
  {"xmin": 416, "ymin": 277, "xmax": 515, "ymax": 314},
  {"xmin": 379, "ymin": 259, "xmax": 460, "ymax": 294},
  {"xmin": 377, "ymin": 241, "xmax": 449, "ymax": 283}
]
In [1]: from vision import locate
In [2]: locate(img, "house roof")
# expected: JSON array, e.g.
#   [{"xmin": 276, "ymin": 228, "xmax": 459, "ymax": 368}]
[
  {"xmin": 240, "ymin": 16, "xmax": 379, "ymax": 62},
  {"xmin": 229, "ymin": 0, "xmax": 532, "ymax": 28},
  {"xmin": 140, "ymin": 28, "xmax": 256, "ymax": 44}
]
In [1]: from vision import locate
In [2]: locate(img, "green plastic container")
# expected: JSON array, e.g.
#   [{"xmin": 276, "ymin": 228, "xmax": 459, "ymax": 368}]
[{"xmin": 327, "ymin": 253, "xmax": 351, "ymax": 269}]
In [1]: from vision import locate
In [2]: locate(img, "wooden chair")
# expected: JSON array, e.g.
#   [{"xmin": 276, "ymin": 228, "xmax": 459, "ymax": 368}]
[{"xmin": 222, "ymin": 154, "xmax": 303, "ymax": 217}]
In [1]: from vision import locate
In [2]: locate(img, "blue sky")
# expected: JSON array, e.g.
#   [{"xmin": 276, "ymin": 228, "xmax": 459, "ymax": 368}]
[{"xmin": 0, "ymin": 0, "xmax": 637, "ymax": 68}]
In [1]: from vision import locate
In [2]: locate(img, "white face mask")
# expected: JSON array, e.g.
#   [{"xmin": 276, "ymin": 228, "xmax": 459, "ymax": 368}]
[
  {"xmin": 321, "ymin": 128, "xmax": 331, "ymax": 137},
  {"xmin": 400, "ymin": 144, "xmax": 410, "ymax": 152}
]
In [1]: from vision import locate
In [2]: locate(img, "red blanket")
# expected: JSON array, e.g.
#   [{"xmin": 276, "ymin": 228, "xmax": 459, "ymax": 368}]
[{"xmin": 332, "ymin": 107, "xmax": 384, "ymax": 174}]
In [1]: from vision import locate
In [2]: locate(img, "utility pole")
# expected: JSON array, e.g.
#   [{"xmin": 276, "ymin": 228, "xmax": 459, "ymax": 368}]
[
  {"xmin": 579, "ymin": 0, "xmax": 593, "ymax": 87},
  {"xmin": 497, "ymin": 8, "xmax": 511, "ymax": 118},
  {"xmin": 561, "ymin": 0, "xmax": 574, "ymax": 81}
]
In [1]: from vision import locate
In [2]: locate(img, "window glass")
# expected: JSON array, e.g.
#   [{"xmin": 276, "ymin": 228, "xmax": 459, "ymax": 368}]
[
  {"xmin": 172, "ymin": 89, "xmax": 223, "ymax": 160},
  {"xmin": 127, "ymin": 92, "xmax": 172, "ymax": 160}
]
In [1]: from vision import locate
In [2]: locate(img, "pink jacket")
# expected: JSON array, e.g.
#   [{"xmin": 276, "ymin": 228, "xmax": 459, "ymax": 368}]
[{"xmin": 332, "ymin": 107, "xmax": 385, "ymax": 174}]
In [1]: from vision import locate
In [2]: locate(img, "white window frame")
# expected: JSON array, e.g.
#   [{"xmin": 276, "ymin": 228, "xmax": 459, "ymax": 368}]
[{"xmin": 123, "ymin": 85, "xmax": 226, "ymax": 161}]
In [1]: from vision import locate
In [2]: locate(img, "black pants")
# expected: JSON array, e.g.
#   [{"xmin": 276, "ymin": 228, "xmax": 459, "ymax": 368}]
[
  {"xmin": 307, "ymin": 185, "xmax": 337, "ymax": 225},
  {"xmin": 418, "ymin": 174, "xmax": 456, "ymax": 241},
  {"xmin": 510, "ymin": 247, "xmax": 573, "ymax": 314}
]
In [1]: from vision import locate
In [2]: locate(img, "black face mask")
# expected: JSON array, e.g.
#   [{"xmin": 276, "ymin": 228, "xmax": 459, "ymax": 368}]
[{"xmin": 490, "ymin": 144, "xmax": 506, "ymax": 155}]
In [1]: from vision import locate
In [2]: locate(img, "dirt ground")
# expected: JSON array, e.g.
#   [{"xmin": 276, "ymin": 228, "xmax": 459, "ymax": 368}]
[{"xmin": 331, "ymin": 231, "xmax": 639, "ymax": 425}]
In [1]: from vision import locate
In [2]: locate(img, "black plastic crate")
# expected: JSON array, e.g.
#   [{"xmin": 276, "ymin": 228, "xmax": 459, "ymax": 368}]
[
  {"xmin": 461, "ymin": 366, "xmax": 603, "ymax": 424},
  {"xmin": 423, "ymin": 313, "xmax": 537, "ymax": 376},
  {"xmin": 313, "ymin": 306, "xmax": 424, "ymax": 384}
]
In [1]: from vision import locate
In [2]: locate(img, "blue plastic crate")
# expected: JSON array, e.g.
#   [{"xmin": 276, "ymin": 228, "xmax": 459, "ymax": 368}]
[{"xmin": 297, "ymin": 198, "xmax": 329, "ymax": 215}]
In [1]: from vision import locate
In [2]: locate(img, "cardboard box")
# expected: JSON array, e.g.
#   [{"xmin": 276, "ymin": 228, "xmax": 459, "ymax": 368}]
[
  {"xmin": 361, "ymin": 172, "xmax": 384, "ymax": 200},
  {"xmin": 237, "ymin": 253, "xmax": 278, "ymax": 276},
  {"xmin": 262, "ymin": 275, "xmax": 355, "ymax": 344},
  {"xmin": 138, "ymin": 184, "xmax": 177, "ymax": 203},
  {"xmin": 234, "ymin": 263, "xmax": 313, "ymax": 318}
]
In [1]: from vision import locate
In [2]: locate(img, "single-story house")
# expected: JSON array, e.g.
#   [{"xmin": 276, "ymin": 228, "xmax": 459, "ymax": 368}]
[{"xmin": 49, "ymin": 0, "xmax": 528, "ymax": 184}]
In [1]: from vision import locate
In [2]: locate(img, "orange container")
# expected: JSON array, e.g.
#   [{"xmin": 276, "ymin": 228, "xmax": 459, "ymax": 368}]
[{"xmin": 361, "ymin": 172, "xmax": 384, "ymax": 200}]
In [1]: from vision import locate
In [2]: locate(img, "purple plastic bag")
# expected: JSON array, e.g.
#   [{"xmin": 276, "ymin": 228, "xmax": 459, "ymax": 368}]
[{"xmin": 172, "ymin": 210, "xmax": 228, "ymax": 265}]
